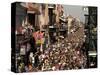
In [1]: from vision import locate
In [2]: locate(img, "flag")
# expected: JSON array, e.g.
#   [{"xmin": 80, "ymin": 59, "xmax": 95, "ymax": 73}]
[{"xmin": 33, "ymin": 31, "xmax": 44, "ymax": 44}]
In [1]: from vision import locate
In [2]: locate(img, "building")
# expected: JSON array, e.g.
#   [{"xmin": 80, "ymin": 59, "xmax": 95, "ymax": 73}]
[{"xmin": 84, "ymin": 7, "xmax": 97, "ymax": 68}]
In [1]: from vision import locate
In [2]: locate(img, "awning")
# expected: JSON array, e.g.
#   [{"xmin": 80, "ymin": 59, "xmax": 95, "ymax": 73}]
[
  {"xmin": 20, "ymin": 3, "xmax": 40, "ymax": 14},
  {"xmin": 88, "ymin": 51, "xmax": 97, "ymax": 56}
]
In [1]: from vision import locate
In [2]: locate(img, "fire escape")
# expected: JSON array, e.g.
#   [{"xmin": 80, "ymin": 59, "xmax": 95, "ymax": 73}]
[{"xmin": 84, "ymin": 7, "xmax": 97, "ymax": 68}]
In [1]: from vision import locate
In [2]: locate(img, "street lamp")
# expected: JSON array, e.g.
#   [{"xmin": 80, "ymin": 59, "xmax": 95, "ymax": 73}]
[{"xmin": 83, "ymin": 6, "xmax": 88, "ymax": 12}]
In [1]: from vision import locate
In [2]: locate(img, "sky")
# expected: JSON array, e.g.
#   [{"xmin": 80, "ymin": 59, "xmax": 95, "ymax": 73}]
[{"xmin": 63, "ymin": 5, "xmax": 88, "ymax": 23}]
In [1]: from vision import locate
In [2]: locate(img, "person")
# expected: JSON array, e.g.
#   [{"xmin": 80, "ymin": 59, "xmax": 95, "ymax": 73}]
[{"xmin": 29, "ymin": 36, "xmax": 37, "ymax": 54}]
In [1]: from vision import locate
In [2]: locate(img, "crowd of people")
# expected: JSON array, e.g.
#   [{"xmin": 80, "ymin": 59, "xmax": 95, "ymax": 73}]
[
  {"xmin": 16, "ymin": 14, "xmax": 87, "ymax": 73},
  {"xmin": 13, "ymin": 3, "xmax": 98, "ymax": 73},
  {"xmin": 19, "ymin": 37, "xmax": 87, "ymax": 72}
]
